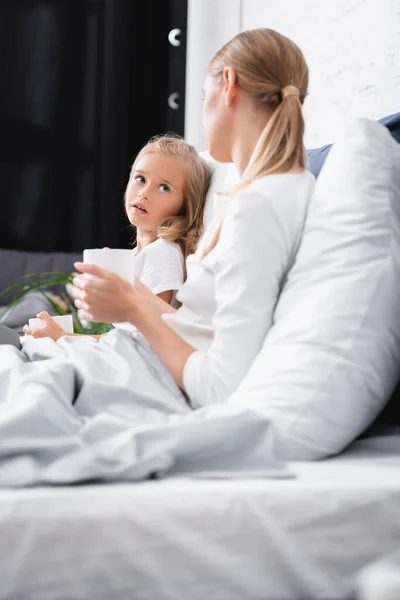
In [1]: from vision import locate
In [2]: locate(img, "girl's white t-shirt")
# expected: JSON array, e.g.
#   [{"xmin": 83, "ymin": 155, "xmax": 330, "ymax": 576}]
[
  {"xmin": 114, "ymin": 238, "xmax": 184, "ymax": 330},
  {"xmin": 134, "ymin": 238, "xmax": 184, "ymax": 304}
]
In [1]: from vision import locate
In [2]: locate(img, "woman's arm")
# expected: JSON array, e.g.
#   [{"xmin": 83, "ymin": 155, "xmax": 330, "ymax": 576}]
[
  {"xmin": 129, "ymin": 303, "xmax": 194, "ymax": 388},
  {"xmin": 74, "ymin": 183, "xmax": 304, "ymax": 404},
  {"xmin": 180, "ymin": 189, "xmax": 296, "ymax": 407}
]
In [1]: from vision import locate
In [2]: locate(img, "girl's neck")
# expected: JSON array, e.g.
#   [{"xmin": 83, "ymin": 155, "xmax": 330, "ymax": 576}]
[{"xmin": 136, "ymin": 229, "xmax": 157, "ymax": 254}]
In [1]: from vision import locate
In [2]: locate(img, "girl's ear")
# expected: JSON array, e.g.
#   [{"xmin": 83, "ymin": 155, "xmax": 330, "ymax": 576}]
[{"xmin": 222, "ymin": 66, "xmax": 238, "ymax": 107}]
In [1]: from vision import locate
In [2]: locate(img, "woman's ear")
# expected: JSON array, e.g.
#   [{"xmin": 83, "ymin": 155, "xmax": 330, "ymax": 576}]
[{"xmin": 222, "ymin": 66, "xmax": 237, "ymax": 107}]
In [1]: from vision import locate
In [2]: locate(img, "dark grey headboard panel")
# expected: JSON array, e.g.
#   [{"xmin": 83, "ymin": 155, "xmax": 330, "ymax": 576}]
[{"xmin": 0, "ymin": 248, "xmax": 82, "ymax": 304}]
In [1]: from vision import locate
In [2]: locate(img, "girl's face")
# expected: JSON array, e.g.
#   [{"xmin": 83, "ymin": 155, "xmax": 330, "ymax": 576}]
[
  {"xmin": 202, "ymin": 73, "xmax": 233, "ymax": 163},
  {"xmin": 125, "ymin": 153, "xmax": 185, "ymax": 234}
]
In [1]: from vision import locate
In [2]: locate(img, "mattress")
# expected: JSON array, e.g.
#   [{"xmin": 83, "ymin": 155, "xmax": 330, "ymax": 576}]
[{"xmin": 0, "ymin": 427, "xmax": 399, "ymax": 600}]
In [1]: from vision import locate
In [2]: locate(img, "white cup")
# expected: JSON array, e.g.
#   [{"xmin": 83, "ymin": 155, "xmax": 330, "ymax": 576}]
[
  {"xmin": 29, "ymin": 314, "xmax": 74, "ymax": 334},
  {"xmin": 83, "ymin": 248, "xmax": 135, "ymax": 283}
]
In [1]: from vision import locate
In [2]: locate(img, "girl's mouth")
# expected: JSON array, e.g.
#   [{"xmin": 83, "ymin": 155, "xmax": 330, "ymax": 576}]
[{"xmin": 132, "ymin": 203, "xmax": 148, "ymax": 214}]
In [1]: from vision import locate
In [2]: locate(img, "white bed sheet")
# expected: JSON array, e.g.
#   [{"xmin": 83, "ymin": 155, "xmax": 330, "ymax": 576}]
[{"xmin": 0, "ymin": 427, "xmax": 399, "ymax": 600}]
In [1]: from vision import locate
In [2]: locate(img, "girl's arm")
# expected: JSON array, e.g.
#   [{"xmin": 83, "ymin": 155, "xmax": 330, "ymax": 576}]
[
  {"xmin": 22, "ymin": 311, "xmax": 103, "ymax": 341},
  {"xmin": 23, "ymin": 283, "xmax": 177, "ymax": 342},
  {"xmin": 157, "ymin": 290, "xmax": 173, "ymax": 305}
]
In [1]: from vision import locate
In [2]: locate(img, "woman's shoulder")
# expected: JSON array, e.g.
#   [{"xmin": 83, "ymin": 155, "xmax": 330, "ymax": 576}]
[
  {"xmin": 218, "ymin": 170, "xmax": 315, "ymax": 243},
  {"xmin": 245, "ymin": 169, "xmax": 315, "ymax": 197},
  {"xmin": 231, "ymin": 170, "xmax": 315, "ymax": 216}
]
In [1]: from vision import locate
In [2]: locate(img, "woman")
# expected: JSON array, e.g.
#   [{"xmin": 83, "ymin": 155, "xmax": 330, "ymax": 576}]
[{"xmin": 70, "ymin": 27, "xmax": 315, "ymax": 408}]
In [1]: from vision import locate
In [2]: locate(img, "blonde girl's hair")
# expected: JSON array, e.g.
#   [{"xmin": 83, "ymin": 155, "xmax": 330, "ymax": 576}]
[
  {"xmin": 204, "ymin": 28, "xmax": 309, "ymax": 255},
  {"xmin": 126, "ymin": 134, "xmax": 213, "ymax": 277}
]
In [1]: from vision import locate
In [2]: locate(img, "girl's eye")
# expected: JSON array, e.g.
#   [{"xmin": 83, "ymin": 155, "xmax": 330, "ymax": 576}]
[
  {"xmin": 159, "ymin": 184, "xmax": 170, "ymax": 193},
  {"xmin": 135, "ymin": 175, "xmax": 145, "ymax": 184}
]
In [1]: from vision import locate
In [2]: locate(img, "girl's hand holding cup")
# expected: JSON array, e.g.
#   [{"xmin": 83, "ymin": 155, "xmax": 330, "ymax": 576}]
[{"xmin": 23, "ymin": 311, "xmax": 73, "ymax": 341}]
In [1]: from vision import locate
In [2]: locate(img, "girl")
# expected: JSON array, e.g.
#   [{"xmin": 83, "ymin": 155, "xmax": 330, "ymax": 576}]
[
  {"xmin": 1, "ymin": 27, "xmax": 315, "ymax": 411},
  {"xmin": 22, "ymin": 135, "xmax": 212, "ymax": 340},
  {"xmin": 124, "ymin": 134, "xmax": 212, "ymax": 305}
]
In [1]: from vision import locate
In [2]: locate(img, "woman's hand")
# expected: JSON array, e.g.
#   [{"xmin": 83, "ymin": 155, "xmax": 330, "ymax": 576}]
[
  {"xmin": 23, "ymin": 311, "xmax": 65, "ymax": 341},
  {"xmin": 72, "ymin": 262, "xmax": 139, "ymax": 324}
]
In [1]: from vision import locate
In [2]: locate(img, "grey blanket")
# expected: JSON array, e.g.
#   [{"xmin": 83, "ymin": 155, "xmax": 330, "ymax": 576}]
[{"xmin": 0, "ymin": 329, "xmax": 290, "ymax": 486}]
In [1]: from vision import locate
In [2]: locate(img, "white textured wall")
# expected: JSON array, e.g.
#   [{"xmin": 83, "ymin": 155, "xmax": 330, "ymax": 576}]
[
  {"xmin": 185, "ymin": 0, "xmax": 241, "ymax": 150},
  {"xmin": 185, "ymin": 0, "xmax": 400, "ymax": 149}
]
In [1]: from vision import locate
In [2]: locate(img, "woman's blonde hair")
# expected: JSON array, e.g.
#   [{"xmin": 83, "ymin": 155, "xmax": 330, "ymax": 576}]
[
  {"xmin": 204, "ymin": 28, "xmax": 309, "ymax": 254},
  {"xmin": 127, "ymin": 134, "xmax": 212, "ymax": 277}
]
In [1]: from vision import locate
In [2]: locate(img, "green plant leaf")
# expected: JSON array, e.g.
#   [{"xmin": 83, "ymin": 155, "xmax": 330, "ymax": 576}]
[
  {"xmin": 1, "ymin": 271, "xmax": 113, "ymax": 335},
  {"xmin": 41, "ymin": 292, "xmax": 68, "ymax": 316}
]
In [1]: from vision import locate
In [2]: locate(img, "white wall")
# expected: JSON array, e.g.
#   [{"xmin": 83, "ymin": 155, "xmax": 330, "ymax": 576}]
[
  {"xmin": 185, "ymin": 0, "xmax": 400, "ymax": 149},
  {"xmin": 184, "ymin": 0, "xmax": 241, "ymax": 150}
]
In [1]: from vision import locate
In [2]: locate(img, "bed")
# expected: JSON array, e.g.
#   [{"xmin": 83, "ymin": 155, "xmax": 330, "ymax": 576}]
[
  {"xmin": 0, "ymin": 426, "xmax": 399, "ymax": 600},
  {"xmin": 1, "ymin": 114, "xmax": 400, "ymax": 600}
]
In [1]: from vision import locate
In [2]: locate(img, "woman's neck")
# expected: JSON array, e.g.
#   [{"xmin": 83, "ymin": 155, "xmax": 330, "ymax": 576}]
[
  {"xmin": 136, "ymin": 230, "xmax": 157, "ymax": 254},
  {"xmin": 231, "ymin": 104, "xmax": 274, "ymax": 176}
]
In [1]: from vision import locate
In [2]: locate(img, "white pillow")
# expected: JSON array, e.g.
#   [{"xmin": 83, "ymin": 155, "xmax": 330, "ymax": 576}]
[{"xmin": 229, "ymin": 118, "xmax": 400, "ymax": 460}]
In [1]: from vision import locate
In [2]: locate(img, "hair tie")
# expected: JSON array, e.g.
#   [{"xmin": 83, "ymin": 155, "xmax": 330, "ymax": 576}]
[{"xmin": 281, "ymin": 85, "xmax": 300, "ymax": 99}]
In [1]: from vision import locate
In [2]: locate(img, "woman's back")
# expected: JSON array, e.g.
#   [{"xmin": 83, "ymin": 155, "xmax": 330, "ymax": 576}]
[{"xmin": 163, "ymin": 170, "xmax": 315, "ymax": 404}]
